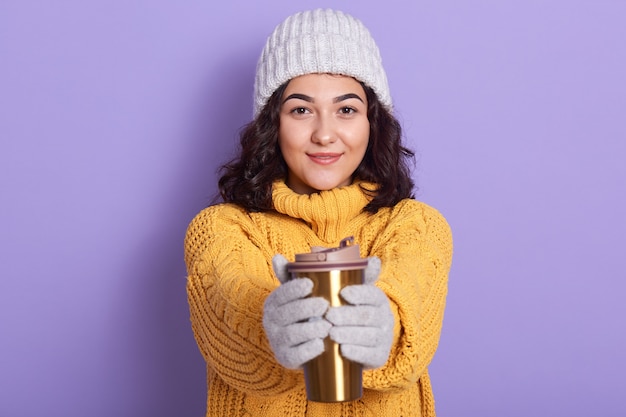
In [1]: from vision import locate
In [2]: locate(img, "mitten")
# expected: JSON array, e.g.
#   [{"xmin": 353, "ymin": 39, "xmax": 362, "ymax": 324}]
[
  {"xmin": 325, "ymin": 256, "xmax": 394, "ymax": 369},
  {"xmin": 262, "ymin": 254, "xmax": 331, "ymax": 369}
]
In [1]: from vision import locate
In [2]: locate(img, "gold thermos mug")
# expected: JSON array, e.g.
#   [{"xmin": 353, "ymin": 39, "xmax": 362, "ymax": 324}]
[{"xmin": 287, "ymin": 237, "xmax": 368, "ymax": 402}]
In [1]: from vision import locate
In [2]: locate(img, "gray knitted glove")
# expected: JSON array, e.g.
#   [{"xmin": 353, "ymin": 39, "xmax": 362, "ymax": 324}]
[
  {"xmin": 325, "ymin": 257, "xmax": 394, "ymax": 369},
  {"xmin": 262, "ymin": 254, "xmax": 331, "ymax": 369}
]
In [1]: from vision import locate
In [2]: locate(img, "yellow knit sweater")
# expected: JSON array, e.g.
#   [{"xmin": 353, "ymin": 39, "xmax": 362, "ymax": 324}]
[{"xmin": 185, "ymin": 181, "xmax": 453, "ymax": 417}]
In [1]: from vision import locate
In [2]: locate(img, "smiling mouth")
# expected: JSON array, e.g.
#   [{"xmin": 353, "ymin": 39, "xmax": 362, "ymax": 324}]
[{"xmin": 307, "ymin": 153, "xmax": 342, "ymax": 165}]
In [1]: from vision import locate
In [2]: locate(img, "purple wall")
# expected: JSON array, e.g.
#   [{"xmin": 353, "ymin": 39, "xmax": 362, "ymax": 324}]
[{"xmin": 1, "ymin": 1, "xmax": 624, "ymax": 416}]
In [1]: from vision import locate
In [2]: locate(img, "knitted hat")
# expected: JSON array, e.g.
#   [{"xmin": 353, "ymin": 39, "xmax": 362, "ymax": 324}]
[{"xmin": 253, "ymin": 9, "xmax": 392, "ymax": 117}]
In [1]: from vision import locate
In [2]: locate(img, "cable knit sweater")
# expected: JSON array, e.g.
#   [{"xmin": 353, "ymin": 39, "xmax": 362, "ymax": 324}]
[{"xmin": 185, "ymin": 181, "xmax": 453, "ymax": 417}]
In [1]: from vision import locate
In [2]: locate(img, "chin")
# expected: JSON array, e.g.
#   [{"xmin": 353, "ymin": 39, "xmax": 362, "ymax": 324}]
[{"xmin": 313, "ymin": 182, "xmax": 350, "ymax": 191}]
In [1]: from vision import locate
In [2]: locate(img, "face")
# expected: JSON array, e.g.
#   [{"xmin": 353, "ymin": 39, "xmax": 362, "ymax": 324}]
[{"xmin": 278, "ymin": 73, "xmax": 370, "ymax": 195}]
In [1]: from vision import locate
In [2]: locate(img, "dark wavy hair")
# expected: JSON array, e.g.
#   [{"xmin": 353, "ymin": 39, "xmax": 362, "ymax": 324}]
[{"xmin": 217, "ymin": 81, "xmax": 415, "ymax": 214}]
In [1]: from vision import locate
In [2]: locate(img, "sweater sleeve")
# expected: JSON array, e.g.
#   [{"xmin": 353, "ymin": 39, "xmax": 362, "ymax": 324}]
[
  {"xmin": 363, "ymin": 200, "xmax": 453, "ymax": 391},
  {"xmin": 184, "ymin": 204, "xmax": 300, "ymax": 396}
]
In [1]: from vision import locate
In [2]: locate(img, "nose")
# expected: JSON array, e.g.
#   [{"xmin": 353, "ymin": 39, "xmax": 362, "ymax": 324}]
[{"xmin": 311, "ymin": 114, "xmax": 337, "ymax": 145}]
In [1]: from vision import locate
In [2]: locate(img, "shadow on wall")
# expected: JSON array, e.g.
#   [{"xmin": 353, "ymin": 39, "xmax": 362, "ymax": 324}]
[{"xmin": 114, "ymin": 48, "xmax": 258, "ymax": 416}]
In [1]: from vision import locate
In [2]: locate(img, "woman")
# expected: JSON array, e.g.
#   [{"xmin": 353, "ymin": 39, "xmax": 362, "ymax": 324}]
[{"xmin": 185, "ymin": 9, "xmax": 453, "ymax": 416}]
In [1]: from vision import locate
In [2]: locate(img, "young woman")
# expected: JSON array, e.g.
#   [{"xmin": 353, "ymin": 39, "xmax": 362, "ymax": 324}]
[{"xmin": 185, "ymin": 9, "xmax": 453, "ymax": 416}]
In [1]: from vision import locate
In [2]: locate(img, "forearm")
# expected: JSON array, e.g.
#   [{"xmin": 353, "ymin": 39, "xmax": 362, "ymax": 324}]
[
  {"xmin": 362, "ymin": 202, "xmax": 453, "ymax": 390},
  {"xmin": 187, "ymin": 269, "xmax": 301, "ymax": 396},
  {"xmin": 185, "ymin": 205, "xmax": 303, "ymax": 396}
]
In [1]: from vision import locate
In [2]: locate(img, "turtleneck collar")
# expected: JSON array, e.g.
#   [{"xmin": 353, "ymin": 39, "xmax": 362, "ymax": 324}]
[{"xmin": 271, "ymin": 181, "xmax": 375, "ymax": 242}]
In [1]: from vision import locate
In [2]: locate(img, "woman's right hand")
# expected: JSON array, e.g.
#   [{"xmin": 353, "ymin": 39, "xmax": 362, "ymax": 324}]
[{"xmin": 262, "ymin": 255, "xmax": 331, "ymax": 369}]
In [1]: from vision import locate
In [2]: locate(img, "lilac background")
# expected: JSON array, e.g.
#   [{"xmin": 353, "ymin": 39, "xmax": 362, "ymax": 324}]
[{"xmin": 1, "ymin": 1, "xmax": 625, "ymax": 416}]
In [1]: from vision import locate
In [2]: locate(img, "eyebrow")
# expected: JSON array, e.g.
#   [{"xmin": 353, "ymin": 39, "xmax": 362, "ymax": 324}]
[
  {"xmin": 333, "ymin": 93, "xmax": 364, "ymax": 103},
  {"xmin": 282, "ymin": 93, "xmax": 313, "ymax": 104},
  {"xmin": 282, "ymin": 93, "xmax": 365, "ymax": 104}
]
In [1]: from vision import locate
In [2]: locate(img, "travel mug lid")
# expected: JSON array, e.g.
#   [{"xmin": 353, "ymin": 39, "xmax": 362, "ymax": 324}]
[{"xmin": 288, "ymin": 237, "xmax": 368, "ymax": 272}]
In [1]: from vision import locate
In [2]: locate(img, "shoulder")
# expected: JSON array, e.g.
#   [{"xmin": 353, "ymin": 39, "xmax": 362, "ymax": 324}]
[
  {"xmin": 187, "ymin": 203, "xmax": 251, "ymax": 231},
  {"xmin": 184, "ymin": 203, "xmax": 254, "ymax": 267},
  {"xmin": 378, "ymin": 199, "xmax": 453, "ymax": 259},
  {"xmin": 386, "ymin": 199, "xmax": 451, "ymax": 236}
]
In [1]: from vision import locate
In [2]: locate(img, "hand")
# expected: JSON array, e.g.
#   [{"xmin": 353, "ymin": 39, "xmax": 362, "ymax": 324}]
[
  {"xmin": 262, "ymin": 255, "xmax": 331, "ymax": 369},
  {"xmin": 325, "ymin": 257, "xmax": 394, "ymax": 369}
]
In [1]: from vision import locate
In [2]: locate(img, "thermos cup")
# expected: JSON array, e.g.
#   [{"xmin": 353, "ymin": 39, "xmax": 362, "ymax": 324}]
[{"xmin": 287, "ymin": 236, "xmax": 368, "ymax": 402}]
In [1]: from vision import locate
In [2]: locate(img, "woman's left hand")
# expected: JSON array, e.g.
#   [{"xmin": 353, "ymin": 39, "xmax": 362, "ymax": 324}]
[{"xmin": 325, "ymin": 257, "xmax": 394, "ymax": 369}]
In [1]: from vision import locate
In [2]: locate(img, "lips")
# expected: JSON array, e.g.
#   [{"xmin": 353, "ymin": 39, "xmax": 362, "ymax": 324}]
[{"xmin": 307, "ymin": 153, "xmax": 343, "ymax": 165}]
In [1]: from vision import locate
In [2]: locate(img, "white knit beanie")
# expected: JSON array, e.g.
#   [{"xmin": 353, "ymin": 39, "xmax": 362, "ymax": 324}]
[{"xmin": 253, "ymin": 9, "xmax": 392, "ymax": 117}]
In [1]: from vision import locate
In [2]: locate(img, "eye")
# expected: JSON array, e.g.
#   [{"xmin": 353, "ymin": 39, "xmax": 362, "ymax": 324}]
[
  {"xmin": 339, "ymin": 106, "xmax": 357, "ymax": 115},
  {"xmin": 290, "ymin": 107, "xmax": 310, "ymax": 115}
]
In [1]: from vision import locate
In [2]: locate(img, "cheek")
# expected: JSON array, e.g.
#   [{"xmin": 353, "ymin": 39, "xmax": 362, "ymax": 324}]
[
  {"xmin": 355, "ymin": 123, "xmax": 371, "ymax": 151},
  {"xmin": 277, "ymin": 126, "xmax": 288, "ymax": 150},
  {"xmin": 279, "ymin": 123, "xmax": 307, "ymax": 153},
  {"xmin": 277, "ymin": 133, "xmax": 289, "ymax": 154},
  {"xmin": 278, "ymin": 123, "xmax": 294, "ymax": 148},
  {"xmin": 277, "ymin": 131, "xmax": 296, "ymax": 163}
]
